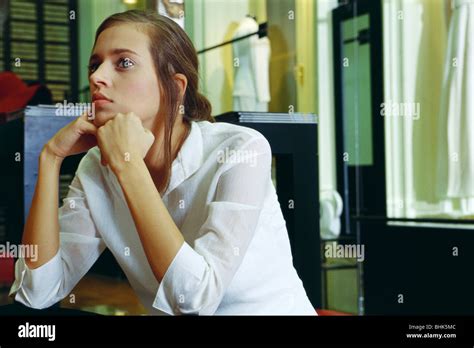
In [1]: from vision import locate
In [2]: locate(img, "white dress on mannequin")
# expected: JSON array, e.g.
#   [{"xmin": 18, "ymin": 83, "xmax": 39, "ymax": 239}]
[
  {"xmin": 436, "ymin": 0, "xmax": 474, "ymax": 214},
  {"xmin": 232, "ymin": 17, "xmax": 271, "ymax": 112}
]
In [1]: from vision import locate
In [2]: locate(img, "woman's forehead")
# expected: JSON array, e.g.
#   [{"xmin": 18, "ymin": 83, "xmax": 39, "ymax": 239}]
[{"xmin": 93, "ymin": 24, "xmax": 149, "ymax": 56}]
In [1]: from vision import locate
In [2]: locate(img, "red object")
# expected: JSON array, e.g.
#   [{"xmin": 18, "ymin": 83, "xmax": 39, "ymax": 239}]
[
  {"xmin": 316, "ymin": 309, "xmax": 353, "ymax": 316},
  {"xmin": 0, "ymin": 71, "xmax": 43, "ymax": 113},
  {"xmin": 0, "ymin": 253, "xmax": 15, "ymax": 286}
]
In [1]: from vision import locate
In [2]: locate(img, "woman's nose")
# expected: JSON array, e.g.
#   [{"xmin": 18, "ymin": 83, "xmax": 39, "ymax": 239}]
[{"xmin": 89, "ymin": 64, "xmax": 111, "ymax": 88}]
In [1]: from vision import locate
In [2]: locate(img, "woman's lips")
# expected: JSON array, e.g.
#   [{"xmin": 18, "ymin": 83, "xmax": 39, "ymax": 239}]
[{"xmin": 93, "ymin": 99, "xmax": 112, "ymax": 107}]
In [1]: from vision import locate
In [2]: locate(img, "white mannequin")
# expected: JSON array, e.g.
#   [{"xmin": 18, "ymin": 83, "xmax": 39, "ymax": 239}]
[
  {"xmin": 232, "ymin": 16, "xmax": 271, "ymax": 112},
  {"xmin": 320, "ymin": 190, "xmax": 343, "ymax": 240}
]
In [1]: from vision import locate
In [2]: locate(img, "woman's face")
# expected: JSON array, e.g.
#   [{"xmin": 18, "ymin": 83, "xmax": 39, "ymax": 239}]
[{"xmin": 88, "ymin": 23, "xmax": 160, "ymax": 129}]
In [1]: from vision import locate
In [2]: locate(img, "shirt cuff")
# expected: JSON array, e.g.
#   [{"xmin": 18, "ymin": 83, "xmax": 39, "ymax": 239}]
[
  {"xmin": 9, "ymin": 250, "xmax": 63, "ymax": 309},
  {"xmin": 152, "ymin": 241, "xmax": 208, "ymax": 315}
]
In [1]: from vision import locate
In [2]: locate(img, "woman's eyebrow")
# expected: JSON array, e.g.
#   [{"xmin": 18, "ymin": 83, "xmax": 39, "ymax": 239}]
[{"xmin": 89, "ymin": 48, "xmax": 141, "ymax": 63}]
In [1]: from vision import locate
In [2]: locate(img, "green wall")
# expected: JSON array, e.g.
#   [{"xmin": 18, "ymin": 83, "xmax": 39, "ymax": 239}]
[{"xmin": 78, "ymin": 0, "xmax": 127, "ymax": 101}]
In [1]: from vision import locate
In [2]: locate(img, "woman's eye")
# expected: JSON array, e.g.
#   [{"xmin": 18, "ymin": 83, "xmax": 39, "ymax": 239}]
[
  {"xmin": 88, "ymin": 63, "xmax": 99, "ymax": 74},
  {"xmin": 118, "ymin": 57, "xmax": 135, "ymax": 69}
]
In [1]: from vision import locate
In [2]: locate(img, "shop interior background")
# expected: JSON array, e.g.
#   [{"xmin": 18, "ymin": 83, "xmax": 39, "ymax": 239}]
[{"xmin": 0, "ymin": 0, "xmax": 473, "ymax": 316}]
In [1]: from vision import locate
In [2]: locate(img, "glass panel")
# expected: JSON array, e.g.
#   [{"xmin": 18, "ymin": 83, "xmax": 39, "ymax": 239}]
[{"xmin": 342, "ymin": 14, "xmax": 373, "ymax": 167}]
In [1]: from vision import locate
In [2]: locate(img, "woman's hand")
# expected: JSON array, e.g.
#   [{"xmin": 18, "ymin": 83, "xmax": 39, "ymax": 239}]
[
  {"xmin": 96, "ymin": 112, "xmax": 155, "ymax": 174},
  {"xmin": 44, "ymin": 112, "xmax": 98, "ymax": 160}
]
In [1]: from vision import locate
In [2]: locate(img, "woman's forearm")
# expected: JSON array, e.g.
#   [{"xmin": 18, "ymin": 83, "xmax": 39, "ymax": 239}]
[
  {"xmin": 22, "ymin": 145, "xmax": 63, "ymax": 269},
  {"xmin": 115, "ymin": 157, "xmax": 184, "ymax": 283}
]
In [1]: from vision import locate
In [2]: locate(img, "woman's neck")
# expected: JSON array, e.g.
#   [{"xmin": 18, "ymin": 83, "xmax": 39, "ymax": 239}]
[{"xmin": 144, "ymin": 115, "xmax": 190, "ymax": 193}]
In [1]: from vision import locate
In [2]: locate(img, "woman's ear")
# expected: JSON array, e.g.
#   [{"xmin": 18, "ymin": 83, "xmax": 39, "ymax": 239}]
[{"xmin": 174, "ymin": 73, "xmax": 188, "ymax": 98}]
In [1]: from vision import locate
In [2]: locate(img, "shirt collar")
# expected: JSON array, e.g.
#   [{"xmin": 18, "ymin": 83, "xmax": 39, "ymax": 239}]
[
  {"xmin": 105, "ymin": 120, "xmax": 203, "ymax": 199},
  {"xmin": 163, "ymin": 120, "xmax": 203, "ymax": 196}
]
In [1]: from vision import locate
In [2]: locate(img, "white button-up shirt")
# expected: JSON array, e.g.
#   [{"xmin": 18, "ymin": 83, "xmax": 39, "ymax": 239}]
[{"xmin": 9, "ymin": 120, "xmax": 316, "ymax": 315}]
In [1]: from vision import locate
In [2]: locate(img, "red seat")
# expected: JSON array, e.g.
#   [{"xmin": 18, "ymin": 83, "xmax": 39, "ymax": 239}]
[
  {"xmin": 0, "ymin": 253, "xmax": 15, "ymax": 286},
  {"xmin": 316, "ymin": 309, "xmax": 353, "ymax": 316}
]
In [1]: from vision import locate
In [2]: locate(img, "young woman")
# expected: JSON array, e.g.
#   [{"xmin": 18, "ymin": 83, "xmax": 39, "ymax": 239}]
[{"xmin": 9, "ymin": 10, "xmax": 316, "ymax": 315}]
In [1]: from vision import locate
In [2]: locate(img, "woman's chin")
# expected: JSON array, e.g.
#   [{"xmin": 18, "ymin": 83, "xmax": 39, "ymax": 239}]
[{"xmin": 92, "ymin": 111, "xmax": 115, "ymax": 127}]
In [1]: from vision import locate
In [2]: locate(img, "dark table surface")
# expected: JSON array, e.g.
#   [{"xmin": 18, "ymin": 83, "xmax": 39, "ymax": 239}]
[{"xmin": 0, "ymin": 302, "xmax": 100, "ymax": 316}]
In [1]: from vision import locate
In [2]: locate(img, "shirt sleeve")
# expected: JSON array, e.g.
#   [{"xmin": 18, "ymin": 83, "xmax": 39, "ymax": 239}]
[
  {"xmin": 9, "ymin": 174, "xmax": 107, "ymax": 309},
  {"xmin": 153, "ymin": 135, "xmax": 272, "ymax": 315}
]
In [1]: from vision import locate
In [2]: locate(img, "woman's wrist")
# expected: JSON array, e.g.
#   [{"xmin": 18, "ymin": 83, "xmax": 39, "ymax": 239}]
[
  {"xmin": 113, "ymin": 153, "xmax": 146, "ymax": 181},
  {"xmin": 40, "ymin": 144, "xmax": 64, "ymax": 168}
]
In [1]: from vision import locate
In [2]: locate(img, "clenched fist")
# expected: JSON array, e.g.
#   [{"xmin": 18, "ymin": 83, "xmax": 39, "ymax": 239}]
[{"xmin": 95, "ymin": 112, "xmax": 155, "ymax": 174}]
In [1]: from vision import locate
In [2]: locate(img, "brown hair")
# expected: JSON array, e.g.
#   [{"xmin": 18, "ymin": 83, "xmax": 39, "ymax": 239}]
[{"xmin": 93, "ymin": 9, "xmax": 214, "ymax": 193}]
